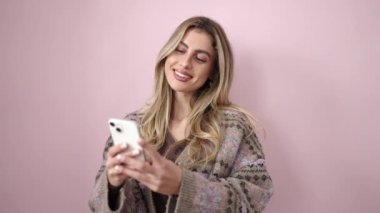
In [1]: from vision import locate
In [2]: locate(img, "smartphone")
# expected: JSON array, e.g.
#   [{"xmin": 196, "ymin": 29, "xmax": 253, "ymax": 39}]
[{"xmin": 108, "ymin": 118, "xmax": 145, "ymax": 161}]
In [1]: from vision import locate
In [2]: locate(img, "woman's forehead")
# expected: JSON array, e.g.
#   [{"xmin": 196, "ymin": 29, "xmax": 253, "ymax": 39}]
[{"xmin": 180, "ymin": 29, "xmax": 214, "ymax": 54}]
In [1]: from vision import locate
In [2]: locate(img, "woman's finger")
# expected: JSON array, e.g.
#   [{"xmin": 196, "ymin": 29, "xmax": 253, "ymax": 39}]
[
  {"xmin": 123, "ymin": 149, "xmax": 141, "ymax": 158},
  {"xmin": 122, "ymin": 166, "xmax": 155, "ymax": 185},
  {"xmin": 107, "ymin": 164, "xmax": 129, "ymax": 188},
  {"xmin": 107, "ymin": 143, "xmax": 128, "ymax": 158},
  {"xmin": 106, "ymin": 153, "xmax": 125, "ymax": 169},
  {"xmin": 124, "ymin": 155, "xmax": 155, "ymax": 173},
  {"xmin": 109, "ymin": 165, "xmax": 123, "ymax": 175}
]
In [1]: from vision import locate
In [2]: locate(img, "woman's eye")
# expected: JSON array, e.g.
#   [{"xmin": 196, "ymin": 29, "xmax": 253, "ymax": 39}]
[
  {"xmin": 195, "ymin": 57, "xmax": 207, "ymax": 63},
  {"xmin": 175, "ymin": 48, "xmax": 186, "ymax": 53},
  {"xmin": 195, "ymin": 55, "xmax": 208, "ymax": 63}
]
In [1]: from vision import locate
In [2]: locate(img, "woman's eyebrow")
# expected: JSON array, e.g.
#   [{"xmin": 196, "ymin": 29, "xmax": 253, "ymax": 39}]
[{"xmin": 180, "ymin": 41, "xmax": 211, "ymax": 57}]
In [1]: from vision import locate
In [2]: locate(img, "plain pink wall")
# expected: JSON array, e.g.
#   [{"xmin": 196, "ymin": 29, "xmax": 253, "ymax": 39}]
[{"xmin": 1, "ymin": 0, "xmax": 379, "ymax": 212}]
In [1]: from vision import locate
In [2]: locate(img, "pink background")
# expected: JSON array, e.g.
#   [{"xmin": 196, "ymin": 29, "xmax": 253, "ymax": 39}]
[{"xmin": 1, "ymin": 0, "xmax": 379, "ymax": 212}]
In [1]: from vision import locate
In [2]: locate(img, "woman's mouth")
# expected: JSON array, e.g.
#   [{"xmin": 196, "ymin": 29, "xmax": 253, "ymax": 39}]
[{"xmin": 173, "ymin": 69, "xmax": 192, "ymax": 82}]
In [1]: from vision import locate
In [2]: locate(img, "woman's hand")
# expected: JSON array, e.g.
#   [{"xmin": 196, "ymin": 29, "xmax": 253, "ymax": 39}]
[
  {"xmin": 106, "ymin": 143, "xmax": 140, "ymax": 188},
  {"xmin": 122, "ymin": 141, "xmax": 183, "ymax": 195}
]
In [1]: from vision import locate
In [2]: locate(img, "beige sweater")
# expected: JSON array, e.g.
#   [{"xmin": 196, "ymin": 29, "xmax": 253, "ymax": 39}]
[{"xmin": 89, "ymin": 110, "xmax": 274, "ymax": 212}]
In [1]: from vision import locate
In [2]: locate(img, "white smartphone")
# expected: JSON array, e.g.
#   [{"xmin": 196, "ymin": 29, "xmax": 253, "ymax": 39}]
[{"xmin": 108, "ymin": 118, "xmax": 145, "ymax": 161}]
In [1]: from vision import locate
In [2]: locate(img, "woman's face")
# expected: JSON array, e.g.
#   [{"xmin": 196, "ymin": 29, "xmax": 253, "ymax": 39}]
[{"xmin": 164, "ymin": 28, "xmax": 215, "ymax": 97}]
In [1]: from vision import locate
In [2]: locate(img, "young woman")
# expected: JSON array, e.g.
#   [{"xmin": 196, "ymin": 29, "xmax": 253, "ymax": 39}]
[{"xmin": 89, "ymin": 16, "xmax": 273, "ymax": 213}]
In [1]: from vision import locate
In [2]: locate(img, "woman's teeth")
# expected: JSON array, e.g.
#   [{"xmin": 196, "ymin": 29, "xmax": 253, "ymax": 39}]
[{"xmin": 175, "ymin": 70, "xmax": 191, "ymax": 79}]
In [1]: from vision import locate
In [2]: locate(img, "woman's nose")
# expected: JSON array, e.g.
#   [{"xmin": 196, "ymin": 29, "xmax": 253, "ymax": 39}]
[{"xmin": 179, "ymin": 54, "xmax": 192, "ymax": 68}]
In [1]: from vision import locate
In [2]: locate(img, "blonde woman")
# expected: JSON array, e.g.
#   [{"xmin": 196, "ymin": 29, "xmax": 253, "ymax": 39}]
[{"xmin": 89, "ymin": 16, "xmax": 273, "ymax": 212}]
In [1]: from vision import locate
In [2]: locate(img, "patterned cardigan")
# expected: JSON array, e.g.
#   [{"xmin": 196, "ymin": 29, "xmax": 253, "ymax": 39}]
[{"xmin": 89, "ymin": 110, "xmax": 274, "ymax": 212}]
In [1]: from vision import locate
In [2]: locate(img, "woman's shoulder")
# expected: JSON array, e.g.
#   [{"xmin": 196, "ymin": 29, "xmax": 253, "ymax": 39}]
[
  {"xmin": 220, "ymin": 107, "xmax": 252, "ymax": 123},
  {"xmin": 220, "ymin": 108, "xmax": 245, "ymax": 119},
  {"xmin": 219, "ymin": 107, "xmax": 255, "ymax": 132}
]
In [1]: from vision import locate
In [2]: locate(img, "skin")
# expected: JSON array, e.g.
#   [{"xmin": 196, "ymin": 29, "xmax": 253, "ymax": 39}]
[{"xmin": 106, "ymin": 29, "xmax": 215, "ymax": 195}]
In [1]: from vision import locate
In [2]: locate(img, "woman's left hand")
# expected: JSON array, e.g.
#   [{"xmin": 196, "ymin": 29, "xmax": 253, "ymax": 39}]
[{"xmin": 122, "ymin": 141, "xmax": 182, "ymax": 195}]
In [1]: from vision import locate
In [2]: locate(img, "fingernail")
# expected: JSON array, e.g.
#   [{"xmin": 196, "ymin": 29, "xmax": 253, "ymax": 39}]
[
  {"xmin": 116, "ymin": 154, "xmax": 123, "ymax": 160},
  {"xmin": 114, "ymin": 165, "xmax": 120, "ymax": 171},
  {"xmin": 121, "ymin": 143, "xmax": 128, "ymax": 148},
  {"xmin": 132, "ymin": 149, "xmax": 140, "ymax": 155}
]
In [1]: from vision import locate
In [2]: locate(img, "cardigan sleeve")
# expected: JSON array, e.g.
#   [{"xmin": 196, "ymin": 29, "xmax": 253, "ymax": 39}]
[
  {"xmin": 174, "ymin": 114, "xmax": 274, "ymax": 213},
  {"xmin": 88, "ymin": 136, "xmax": 148, "ymax": 213}
]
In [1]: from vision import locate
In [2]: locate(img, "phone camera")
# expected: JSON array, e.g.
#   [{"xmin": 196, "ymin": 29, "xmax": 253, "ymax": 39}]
[
  {"xmin": 116, "ymin": 127, "xmax": 122, "ymax": 133},
  {"xmin": 110, "ymin": 122, "xmax": 115, "ymax": 127}
]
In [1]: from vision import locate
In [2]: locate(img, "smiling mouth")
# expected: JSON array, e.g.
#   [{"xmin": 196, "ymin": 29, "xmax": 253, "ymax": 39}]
[{"xmin": 173, "ymin": 69, "xmax": 192, "ymax": 81}]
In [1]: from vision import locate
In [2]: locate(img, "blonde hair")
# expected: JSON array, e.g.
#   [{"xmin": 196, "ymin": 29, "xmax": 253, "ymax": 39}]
[{"xmin": 138, "ymin": 16, "xmax": 256, "ymax": 168}]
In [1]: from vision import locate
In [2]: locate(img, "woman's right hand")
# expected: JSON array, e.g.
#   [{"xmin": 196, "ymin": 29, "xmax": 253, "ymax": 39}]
[{"xmin": 106, "ymin": 143, "xmax": 136, "ymax": 188}]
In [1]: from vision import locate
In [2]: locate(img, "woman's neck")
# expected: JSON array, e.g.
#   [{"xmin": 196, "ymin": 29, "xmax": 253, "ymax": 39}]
[{"xmin": 172, "ymin": 92, "xmax": 193, "ymax": 121}]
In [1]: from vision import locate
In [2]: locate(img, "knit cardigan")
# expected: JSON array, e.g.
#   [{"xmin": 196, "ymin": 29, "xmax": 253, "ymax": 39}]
[{"xmin": 89, "ymin": 110, "xmax": 274, "ymax": 212}]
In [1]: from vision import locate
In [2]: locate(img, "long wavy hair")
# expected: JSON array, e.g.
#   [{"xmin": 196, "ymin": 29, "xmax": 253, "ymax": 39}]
[{"xmin": 138, "ymin": 16, "xmax": 256, "ymax": 168}]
